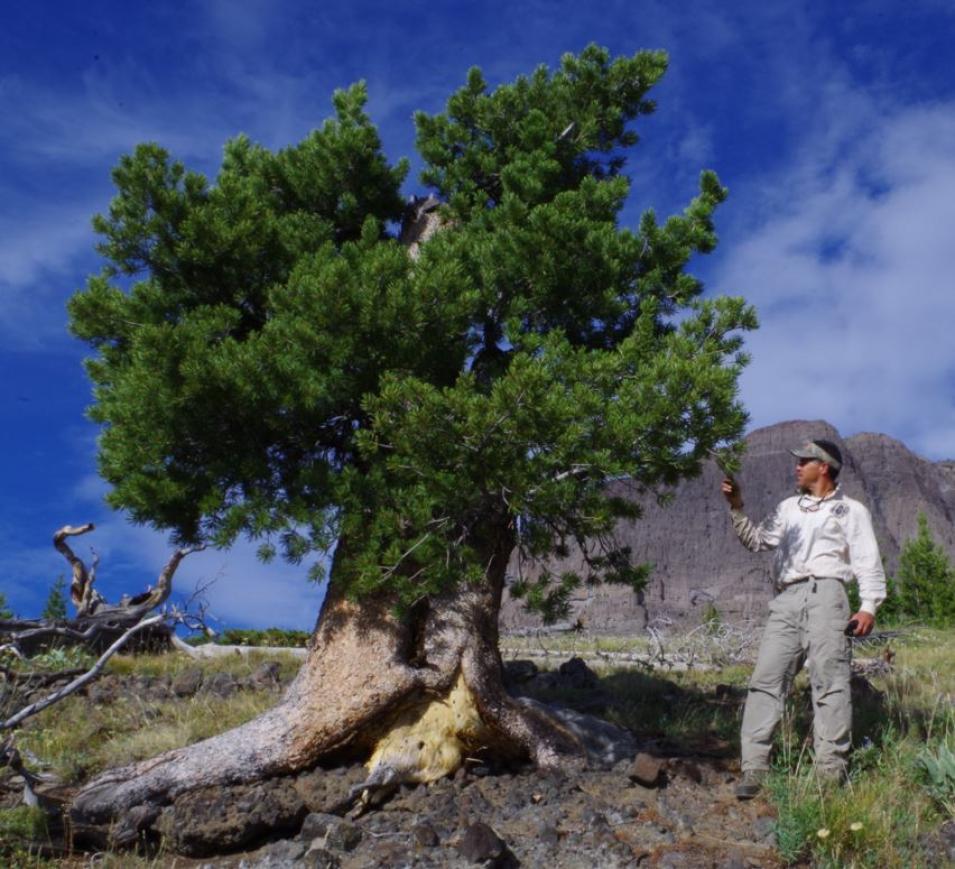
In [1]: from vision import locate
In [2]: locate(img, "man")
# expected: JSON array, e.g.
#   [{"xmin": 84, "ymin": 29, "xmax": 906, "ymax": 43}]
[{"xmin": 721, "ymin": 438, "xmax": 886, "ymax": 799}]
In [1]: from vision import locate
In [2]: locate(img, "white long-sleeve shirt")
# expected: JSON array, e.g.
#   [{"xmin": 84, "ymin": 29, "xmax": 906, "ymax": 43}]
[{"xmin": 730, "ymin": 487, "xmax": 887, "ymax": 615}]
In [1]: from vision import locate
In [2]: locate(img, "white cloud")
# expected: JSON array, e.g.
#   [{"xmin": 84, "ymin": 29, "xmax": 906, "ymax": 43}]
[
  {"xmin": 0, "ymin": 74, "xmax": 217, "ymax": 169},
  {"xmin": 671, "ymin": 125, "xmax": 714, "ymax": 168},
  {"xmin": 70, "ymin": 472, "xmax": 109, "ymax": 506},
  {"xmin": 0, "ymin": 60, "xmax": 315, "ymax": 347},
  {"xmin": 0, "ymin": 201, "xmax": 100, "ymax": 347},
  {"xmin": 720, "ymin": 101, "xmax": 955, "ymax": 459},
  {"xmin": 0, "ymin": 206, "xmax": 91, "ymax": 288},
  {"xmin": 199, "ymin": 0, "xmax": 278, "ymax": 50}
]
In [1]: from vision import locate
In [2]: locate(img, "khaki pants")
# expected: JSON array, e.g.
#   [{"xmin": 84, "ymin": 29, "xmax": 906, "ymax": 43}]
[{"xmin": 741, "ymin": 578, "xmax": 852, "ymax": 774}]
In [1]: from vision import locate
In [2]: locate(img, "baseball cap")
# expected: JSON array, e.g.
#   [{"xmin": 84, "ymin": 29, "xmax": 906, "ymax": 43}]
[{"xmin": 790, "ymin": 439, "xmax": 843, "ymax": 470}]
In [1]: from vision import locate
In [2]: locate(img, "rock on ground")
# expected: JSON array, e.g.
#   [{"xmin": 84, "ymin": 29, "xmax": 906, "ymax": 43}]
[{"xmin": 116, "ymin": 754, "xmax": 783, "ymax": 868}]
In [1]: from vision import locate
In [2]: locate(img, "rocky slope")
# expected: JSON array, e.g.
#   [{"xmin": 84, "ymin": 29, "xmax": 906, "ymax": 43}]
[
  {"xmin": 501, "ymin": 420, "xmax": 955, "ymax": 633},
  {"xmin": 14, "ymin": 656, "xmax": 953, "ymax": 867},
  {"xmin": 7, "ymin": 660, "xmax": 782, "ymax": 867}
]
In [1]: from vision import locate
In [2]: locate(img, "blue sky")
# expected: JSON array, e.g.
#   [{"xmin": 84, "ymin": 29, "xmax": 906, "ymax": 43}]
[{"xmin": 3, "ymin": 0, "xmax": 954, "ymax": 628}]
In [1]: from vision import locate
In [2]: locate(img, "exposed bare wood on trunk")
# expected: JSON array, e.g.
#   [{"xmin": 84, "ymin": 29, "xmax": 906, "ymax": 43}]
[
  {"xmin": 72, "ymin": 584, "xmax": 448, "ymax": 824},
  {"xmin": 399, "ymin": 194, "xmax": 445, "ymax": 259},
  {"xmin": 433, "ymin": 533, "xmax": 584, "ymax": 769}
]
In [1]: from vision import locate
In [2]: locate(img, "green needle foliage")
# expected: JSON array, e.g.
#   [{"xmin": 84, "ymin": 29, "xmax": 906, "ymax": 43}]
[
  {"xmin": 895, "ymin": 513, "xmax": 955, "ymax": 625},
  {"xmin": 69, "ymin": 46, "xmax": 756, "ymax": 616},
  {"xmin": 41, "ymin": 575, "xmax": 69, "ymax": 621},
  {"xmin": 0, "ymin": 591, "xmax": 13, "ymax": 620}
]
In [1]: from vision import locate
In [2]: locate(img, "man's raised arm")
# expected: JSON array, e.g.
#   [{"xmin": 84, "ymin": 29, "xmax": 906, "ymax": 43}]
[{"xmin": 721, "ymin": 478, "xmax": 783, "ymax": 552}]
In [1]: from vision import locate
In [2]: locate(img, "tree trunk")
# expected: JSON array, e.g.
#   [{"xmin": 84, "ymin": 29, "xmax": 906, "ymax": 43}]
[{"xmin": 69, "ymin": 531, "xmax": 585, "ymax": 849}]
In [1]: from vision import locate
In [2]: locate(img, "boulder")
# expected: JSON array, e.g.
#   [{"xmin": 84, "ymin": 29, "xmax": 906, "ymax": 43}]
[{"xmin": 157, "ymin": 779, "xmax": 306, "ymax": 856}]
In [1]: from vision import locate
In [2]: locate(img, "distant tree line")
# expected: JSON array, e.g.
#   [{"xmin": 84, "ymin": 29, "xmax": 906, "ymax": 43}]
[{"xmin": 0, "ymin": 577, "xmax": 69, "ymax": 623}]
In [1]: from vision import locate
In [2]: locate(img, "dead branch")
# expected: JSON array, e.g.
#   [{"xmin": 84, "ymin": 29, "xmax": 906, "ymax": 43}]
[
  {"xmin": 0, "ymin": 735, "xmax": 54, "ymax": 807},
  {"xmin": 52, "ymin": 521, "xmax": 202, "ymax": 622},
  {"xmin": 0, "ymin": 620, "xmax": 124, "ymax": 657},
  {"xmin": 1, "ymin": 614, "xmax": 165, "ymax": 732},
  {"xmin": 52, "ymin": 523, "xmax": 103, "ymax": 616},
  {"xmin": 0, "ymin": 665, "xmax": 86, "ymax": 688},
  {"xmin": 0, "ymin": 613, "xmax": 180, "ymax": 808},
  {"xmin": 0, "ymin": 528, "xmax": 204, "ymax": 658},
  {"xmin": 169, "ymin": 635, "xmax": 308, "ymax": 660}
]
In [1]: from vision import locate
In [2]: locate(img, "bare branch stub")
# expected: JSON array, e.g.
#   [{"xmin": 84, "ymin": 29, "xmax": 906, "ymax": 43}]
[{"xmin": 53, "ymin": 523, "xmax": 99, "ymax": 615}]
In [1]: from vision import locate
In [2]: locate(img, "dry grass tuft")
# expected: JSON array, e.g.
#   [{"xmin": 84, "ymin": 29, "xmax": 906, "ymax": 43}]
[{"xmin": 12, "ymin": 650, "xmax": 301, "ymax": 783}]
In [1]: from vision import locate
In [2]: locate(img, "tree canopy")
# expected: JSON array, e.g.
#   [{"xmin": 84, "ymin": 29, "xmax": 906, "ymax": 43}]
[{"xmin": 69, "ymin": 46, "xmax": 756, "ymax": 613}]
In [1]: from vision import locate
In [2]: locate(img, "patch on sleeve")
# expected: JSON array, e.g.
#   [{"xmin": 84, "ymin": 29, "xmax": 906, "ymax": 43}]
[{"xmin": 830, "ymin": 503, "xmax": 849, "ymax": 517}]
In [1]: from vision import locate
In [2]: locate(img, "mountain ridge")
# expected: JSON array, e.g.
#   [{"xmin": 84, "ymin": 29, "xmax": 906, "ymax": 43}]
[{"xmin": 500, "ymin": 420, "xmax": 955, "ymax": 633}]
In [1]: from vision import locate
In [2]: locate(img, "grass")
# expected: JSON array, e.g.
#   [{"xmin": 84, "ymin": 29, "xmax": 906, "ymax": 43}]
[
  {"xmin": 515, "ymin": 626, "xmax": 955, "ymax": 866},
  {"xmin": 501, "ymin": 619, "xmax": 762, "ymax": 671},
  {"xmin": 502, "ymin": 632, "xmax": 652, "ymax": 656},
  {"xmin": 602, "ymin": 665, "xmax": 750, "ymax": 748},
  {"xmin": 100, "ymin": 648, "xmax": 302, "ymax": 680},
  {"xmin": 7, "ymin": 650, "xmax": 301, "ymax": 784},
  {"xmin": 765, "ymin": 628, "xmax": 955, "ymax": 867},
  {"xmin": 0, "ymin": 805, "xmax": 76, "ymax": 868}
]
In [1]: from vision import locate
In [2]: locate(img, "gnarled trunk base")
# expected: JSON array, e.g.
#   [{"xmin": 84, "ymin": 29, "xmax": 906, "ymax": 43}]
[{"xmin": 68, "ymin": 582, "xmax": 587, "ymax": 853}]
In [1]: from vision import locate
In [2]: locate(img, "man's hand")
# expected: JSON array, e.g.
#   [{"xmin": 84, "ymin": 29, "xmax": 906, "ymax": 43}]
[
  {"xmin": 721, "ymin": 477, "xmax": 743, "ymax": 510},
  {"xmin": 848, "ymin": 611, "xmax": 875, "ymax": 637}
]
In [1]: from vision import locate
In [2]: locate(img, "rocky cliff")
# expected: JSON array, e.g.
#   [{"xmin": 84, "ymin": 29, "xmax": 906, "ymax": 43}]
[{"xmin": 499, "ymin": 420, "xmax": 955, "ymax": 633}]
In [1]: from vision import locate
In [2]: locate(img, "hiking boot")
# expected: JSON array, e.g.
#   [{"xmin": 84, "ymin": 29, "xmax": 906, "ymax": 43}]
[{"xmin": 735, "ymin": 769, "xmax": 768, "ymax": 800}]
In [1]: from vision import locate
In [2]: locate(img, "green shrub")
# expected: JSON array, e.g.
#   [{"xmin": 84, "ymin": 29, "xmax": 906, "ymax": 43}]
[
  {"xmin": 0, "ymin": 805, "xmax": 48, "ymax": 843},
  {"xmin": 895, "ymin": 513, "xmax": 955, "ymax": 625},
  {"xmin": 29, "ymin": 645, "xmax": 96, "ymax": 670},
  {"xmin": 848, "ymin": 514, "xmax": 954, "ymax": 627},
  {"xmin": 187, "ymin": 627, "xmax": 310, "ymax": 648},
  {"xmin": 700, "ymin": 602, "xmax": 722, "ymax": 635},
  {"xmin": 917, "ymin": 741, "xmax": 955, "ymax": 816}
]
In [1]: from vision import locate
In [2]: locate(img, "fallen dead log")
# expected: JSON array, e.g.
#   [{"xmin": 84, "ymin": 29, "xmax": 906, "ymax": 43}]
[
  {"xmin": 169, "ymin": 634, "xmax": 308, "ymax": 660},
  {"xmin": 0, "ymin": 525, "xmax": 201, "ymax": 657}
]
